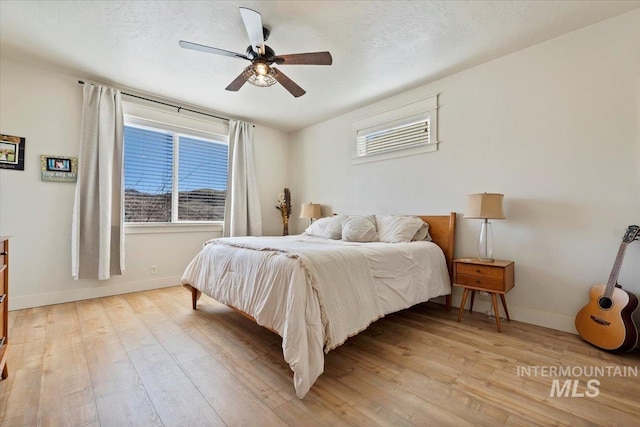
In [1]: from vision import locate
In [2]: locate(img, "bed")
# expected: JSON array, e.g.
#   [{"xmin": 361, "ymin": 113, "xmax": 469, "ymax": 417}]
[{"xmin": 181, "ymin": 213, "xmax": 456, "ymax": 398}]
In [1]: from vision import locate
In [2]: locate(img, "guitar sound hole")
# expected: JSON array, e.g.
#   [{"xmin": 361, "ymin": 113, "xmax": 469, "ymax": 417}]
[{"xmin": 598, "ymin": 296, "xmax": 613, "ymax": 310}]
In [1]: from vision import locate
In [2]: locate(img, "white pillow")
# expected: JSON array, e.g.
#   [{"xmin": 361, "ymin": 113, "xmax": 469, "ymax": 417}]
[
  {"xmin": 342, "ymin": 215, "xmax": 379, "ymax": 242},
  {"xmin": 412, "ymin": 223, "xmax": 432, "ymax": 242},
  {"xmin": 376, "ymin": 215, "xmax": 427, "ymax": 243},
  {"xmin": 303, "ymin": 215, "xmax": 343, "ymax": 239}
]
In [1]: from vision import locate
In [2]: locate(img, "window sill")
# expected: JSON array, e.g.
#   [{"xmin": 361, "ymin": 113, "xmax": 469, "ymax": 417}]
[
  {"xmin": 352, "ymin": 142, "xmax": 438, "ymax": 164},
  {"xmin": 125, "ymin": 222, "xmax": 224, "ymax": 235}
]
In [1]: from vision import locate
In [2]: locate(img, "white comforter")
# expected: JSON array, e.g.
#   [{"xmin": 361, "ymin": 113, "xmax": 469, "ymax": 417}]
[{"xmin": 180, "ymin": 235, "xmax": 450, "ymax": 398}]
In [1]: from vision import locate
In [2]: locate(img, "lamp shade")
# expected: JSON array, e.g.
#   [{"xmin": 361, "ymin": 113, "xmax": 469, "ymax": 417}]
[
  {"xmin": 464, "ymin": 193, "xmax": 505, "ymax": 220},
  {"xmin": 300, "ymin": 203, "xmax": 322, "ymax": 219}
]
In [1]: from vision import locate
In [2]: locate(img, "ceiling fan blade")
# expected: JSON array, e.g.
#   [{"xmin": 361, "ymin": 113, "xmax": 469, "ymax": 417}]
[
  {"xmin": 179, "ymin": 40, "xmax": 249, "ymax": 60},
  {"xmin": 273, "ymin": 52, "xmax": 333, "ymax": 66},
  {"xmin": 239, "ymin": 7, "xmax": 265, "ymax": 55},
  {"xmin": 225, "ymin": 72, "xmax": 247, "ymax": 91},
  {"xmin": 272, "ymin": 68, "xmax": 306, "ymax": 97}
]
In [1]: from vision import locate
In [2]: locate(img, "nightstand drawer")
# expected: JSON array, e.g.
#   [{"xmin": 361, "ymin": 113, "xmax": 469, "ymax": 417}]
[
  {"xmin": 456, "ymin": 263, "xmax": 504, "ymax": 280},
  {"xmin": 456, "ymin": 273, "xmax": 505, "ymax": 291}
]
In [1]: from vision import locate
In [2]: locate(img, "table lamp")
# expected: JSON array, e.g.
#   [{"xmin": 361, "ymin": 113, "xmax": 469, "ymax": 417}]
[
  {"xmin": 300, "ymin": 203, "xmax": 322, "ymax": 226},
  {"xmin": 464, "ymin": 193, "xmax": 505, "ymax": 262}
]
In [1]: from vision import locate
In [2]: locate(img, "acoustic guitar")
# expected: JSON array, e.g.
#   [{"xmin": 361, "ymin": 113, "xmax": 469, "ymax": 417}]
[{"xmin": 575, "ymin": 225, "xmax": 640, "ymax": 352}]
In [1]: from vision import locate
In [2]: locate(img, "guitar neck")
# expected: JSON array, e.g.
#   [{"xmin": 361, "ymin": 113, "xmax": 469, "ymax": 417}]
[{"xmin": 605, "ymin": 242, "xmax": 628, "ymax": 297}]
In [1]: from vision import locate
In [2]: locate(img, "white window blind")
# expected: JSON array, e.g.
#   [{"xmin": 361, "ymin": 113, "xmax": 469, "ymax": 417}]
[
  {"xmin": 124, "ymin": 122, "xmax": 228, "ymax": 223},
  {"xmin": 124, "ymin": 125, "xmax": 173, "ymax": 222},
  {"xmin": 356, "ymin": 115, "xmax": 430, "ymax": 157},
  {"xmin": 352, "ymin": 94, "xmax": 438, "ymax": 164},
  {"xmin": 177, "ymin": 135, "xmax": 227, "ymax": 221}
]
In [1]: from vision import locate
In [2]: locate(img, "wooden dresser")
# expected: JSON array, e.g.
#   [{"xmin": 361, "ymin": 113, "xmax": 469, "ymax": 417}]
[{"xmin": 0, "ymin": 237, "xmax": 8, "ymax": 380}]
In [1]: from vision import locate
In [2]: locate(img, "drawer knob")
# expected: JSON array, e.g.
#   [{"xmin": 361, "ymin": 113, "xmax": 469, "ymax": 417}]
[
  {"xmin": 0, "ymin": 252, "xmax": 6, "ymax": 256},
  {"xmin": 475, "ymin": 280, "xmax": 481, "ymax": 284}
]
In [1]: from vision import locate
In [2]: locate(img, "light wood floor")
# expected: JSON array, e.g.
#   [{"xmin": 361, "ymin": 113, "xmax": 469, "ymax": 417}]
[{"xmin": 1, "ymin": 286, "xmax": 639, "ymax": 426}]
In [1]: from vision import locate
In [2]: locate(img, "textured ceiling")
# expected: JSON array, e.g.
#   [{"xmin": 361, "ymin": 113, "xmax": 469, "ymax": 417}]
[{"xmin": 1, "ymin": 1, "xmax": 638, "ymax": 132}]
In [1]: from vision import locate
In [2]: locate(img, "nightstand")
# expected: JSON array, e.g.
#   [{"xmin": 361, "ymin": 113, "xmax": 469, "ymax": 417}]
[{"xmin": 453, "ymin": 258, "xmax": 514, "ymax": 332}]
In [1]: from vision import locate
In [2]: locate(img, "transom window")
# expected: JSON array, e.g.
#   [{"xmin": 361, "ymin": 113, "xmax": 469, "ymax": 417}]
[
  {"xmin": 356, "ymin": 114, "xmax": 430, "ymax": 157},
  {"xmin": 352, "ymin": 94, "xmax": 439, "ymax": 164},
  {"xmin": 123, "ymin": 120, "xmax": 228, "ymax": 223}
]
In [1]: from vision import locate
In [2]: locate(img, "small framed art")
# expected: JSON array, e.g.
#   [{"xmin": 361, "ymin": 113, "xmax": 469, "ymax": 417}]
[
  {"xmin": 40, "ymin": 155, "xmax": 78, "ymax": 182},
  {"xmin": 0, "ymin": 134, "xmax": 26, "ymax": 171}
]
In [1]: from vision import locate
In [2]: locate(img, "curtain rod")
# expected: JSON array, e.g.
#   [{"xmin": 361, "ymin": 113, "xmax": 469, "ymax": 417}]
[{"xmin": 78, "ymin": 80, "xmax": 230, "ymax": 123}]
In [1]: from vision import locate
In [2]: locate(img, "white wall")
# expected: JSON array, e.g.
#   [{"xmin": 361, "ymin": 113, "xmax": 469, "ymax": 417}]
[
  {"xmin": 289, "ymin": 10, "xmax": 640, "ymax": 333},
  {"xmin": 0, "ymin": 57, "xmax": 291, "ymax": 309}
]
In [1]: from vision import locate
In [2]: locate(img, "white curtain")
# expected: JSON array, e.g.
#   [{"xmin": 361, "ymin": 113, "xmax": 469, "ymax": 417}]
[
  {"xmin": 71, "ymin": 84, "xmax": 124, "ymax": 280},
  {"xmin": 223, "ymin": 120, "xmax": 262, "ymax": 237}
]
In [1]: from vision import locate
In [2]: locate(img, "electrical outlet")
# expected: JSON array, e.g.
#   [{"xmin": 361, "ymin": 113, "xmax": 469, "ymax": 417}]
[{"xmin": 150, "ymin": 265, "xmax": 157, "ymax": 275}]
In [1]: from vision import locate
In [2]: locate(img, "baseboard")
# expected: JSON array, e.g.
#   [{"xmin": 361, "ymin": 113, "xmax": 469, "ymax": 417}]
[
  {"xmin": 9, "ymin": 276, "xmax": 181, "ymax": 310},
  {"xmin": 12, "ymin": 281, "xmax": 577, "ymax": 334},
  {"xmin": 506, "ymin": 304, "xmax": 577, "ymax": 334},
  {"xmin": 449, "ymin": 295, "xmax": 577, "ymax": 334}
]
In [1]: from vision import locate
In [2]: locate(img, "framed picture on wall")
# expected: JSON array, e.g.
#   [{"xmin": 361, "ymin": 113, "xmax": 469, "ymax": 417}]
[
  {"xmin": 0, "ymin": 134, "xmax": 26, "ymax": 171},
  {"xmin": 46, "ymin": 156, "xmax": 72, "ymax": 172},
  {"xmin": 40, "ymin": 155, "xmax": 78, "ymax": 182}
]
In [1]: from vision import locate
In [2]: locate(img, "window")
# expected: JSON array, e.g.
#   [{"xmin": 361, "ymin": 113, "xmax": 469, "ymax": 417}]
[
  {"xmin": 356, "ymin": 115, "xmax": 430, "ymax": 157},
  {"xmin": 123, "ymin": 120, "xmax": 228, "ymax": 223},
  {"xmin": 352, "ymin": 94, "xmax": 438, "ymax": 164}
]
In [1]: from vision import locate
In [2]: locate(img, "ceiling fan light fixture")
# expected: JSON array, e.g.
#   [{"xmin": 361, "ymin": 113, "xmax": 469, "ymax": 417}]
[
  {"xmin": 255, "ymin": 62, "xmax": 269, "ymax": 76},
  {"xmin": 243, "ymin": 63, "xmax": 277, "ymax": 87}
]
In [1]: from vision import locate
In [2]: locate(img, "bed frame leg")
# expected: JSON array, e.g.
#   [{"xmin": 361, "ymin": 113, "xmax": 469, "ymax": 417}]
[
  {"xmin": 183, "ymin": 284, "xmax": 201, "ymax": 310},
  {"xmin": 445, "ymin": 294, "xmax": 452, "ymax": 311}
]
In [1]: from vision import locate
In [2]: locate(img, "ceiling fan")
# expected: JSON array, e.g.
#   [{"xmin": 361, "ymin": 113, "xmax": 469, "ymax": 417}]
[{"xmin": 179, "ymin": 7, "xmax": 332, "ymax": 97}]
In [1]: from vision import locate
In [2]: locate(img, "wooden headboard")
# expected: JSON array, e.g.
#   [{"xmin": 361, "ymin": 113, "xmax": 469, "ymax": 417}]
[
  {"xmin": 418, "ymin": 213, "xmax": 456, "ymax": 310},
  {"xmin": 418, "ymin": 213, "xmax": 456, "ymax": 279}
]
